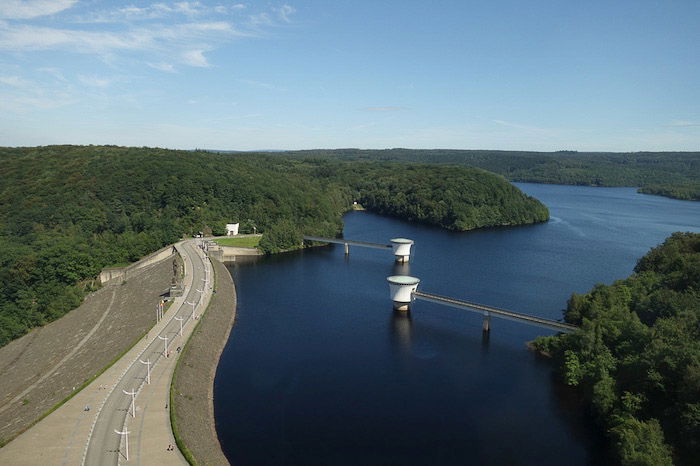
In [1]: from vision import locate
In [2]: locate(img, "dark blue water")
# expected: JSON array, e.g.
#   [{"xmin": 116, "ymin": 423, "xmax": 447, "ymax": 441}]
[{"xmin": 215, "ymin": 184, "xmax": 700, "ymax": 465}]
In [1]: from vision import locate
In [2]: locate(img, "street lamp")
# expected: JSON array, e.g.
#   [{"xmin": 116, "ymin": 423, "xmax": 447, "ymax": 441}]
[
  {"xmin": 156, "ymin": 299, "xmax": 165, "ymax": 321},
  {"xmin": 174, "ymin": 316, "xmax": 184, "ymax": 338},
  {"xmin": 186, "ymin": 300, "xmax": 197, "ymax": 321},
  {"xmin": 139, "ymin": 359, "xmax": 151, "ymax": 384},
  {"xmin": 115, "ymin": 429, "xmax": 129, "ymax": 461},
  {"xmin": 158, "ymin": 335, "xmax": 169, "ymax": 357},
  {"xmin": 123, "ymin": 389, "xmax": 136, "ymax": 418}
]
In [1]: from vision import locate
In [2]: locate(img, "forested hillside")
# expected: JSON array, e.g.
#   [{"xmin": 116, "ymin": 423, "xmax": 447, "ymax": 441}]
[
  {"xmin": 533, "ymin": 233, "xmax": 700, "ymax": 466},
  {"xmin": 0, "ymin": 145, "xmax": 547, "ymax": 346},
  {"xmin": 325, "ymin": 162, "xmax": 548, "ymax": 231},
  {"xmin": 269, "ymin": 148, "xmax": 700, "ymax": 200}
]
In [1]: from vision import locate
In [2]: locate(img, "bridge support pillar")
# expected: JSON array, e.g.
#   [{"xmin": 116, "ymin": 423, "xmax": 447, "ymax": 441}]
[
  {"xmin": 344, "ymin": 243, "xmax": 349, "ymax": 255},
  {"xmin": 482, "ymin": 312, "xmax": 491, "ymax": 333}
]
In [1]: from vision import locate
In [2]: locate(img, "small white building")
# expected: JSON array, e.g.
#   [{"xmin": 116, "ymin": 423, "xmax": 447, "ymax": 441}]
[{"xmin": 225, "ymin": 223, "xmax": 240, "ymax": 236}]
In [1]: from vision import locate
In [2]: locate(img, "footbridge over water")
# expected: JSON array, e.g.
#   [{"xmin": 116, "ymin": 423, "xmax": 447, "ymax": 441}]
[
  {"xmin": 413, "ymin": 290, "xmax": 578, "ymax": 333},
  {"xmin": 304, "ymin": 236, "xmax": 414, "ymax": 263},
  {"xmin": 387, "ymin": 275, "xmax": 578, "ymax": 334}
]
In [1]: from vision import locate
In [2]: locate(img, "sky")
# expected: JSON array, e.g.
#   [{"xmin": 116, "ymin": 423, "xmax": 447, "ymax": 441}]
[{"xmin": 1, "ymin": 0, "xmax": 699, "ymax": 151}]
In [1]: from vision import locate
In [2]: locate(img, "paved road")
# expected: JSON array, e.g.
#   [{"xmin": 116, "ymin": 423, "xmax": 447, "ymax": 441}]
[{"xmin": 83, "ymin": 240, "xmax": 211, "ymax": 465}]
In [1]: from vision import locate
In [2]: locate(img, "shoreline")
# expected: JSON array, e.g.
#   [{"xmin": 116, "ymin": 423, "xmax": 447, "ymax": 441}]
[{"xmin": 171, "ymin": 257, "xmax": 237, "ymax": 465}]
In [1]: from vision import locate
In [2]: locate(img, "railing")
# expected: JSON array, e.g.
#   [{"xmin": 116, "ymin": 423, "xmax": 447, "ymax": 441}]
[
  {"xmin": 303, "ymin": 235, "xmax": 392, "ymax": 250},
  {"xmin": 413, "ymin": 291, "xmax": 578, "ymax": 333}
]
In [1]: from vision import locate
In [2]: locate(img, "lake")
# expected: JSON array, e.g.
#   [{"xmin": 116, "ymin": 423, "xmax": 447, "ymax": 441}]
[{"xmin": 215, "ymin": 184, "xmax": 700, "ymax": 465}]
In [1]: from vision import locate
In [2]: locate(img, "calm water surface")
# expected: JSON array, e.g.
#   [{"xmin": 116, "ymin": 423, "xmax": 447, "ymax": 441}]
[{"xmin": 215, "ymin": 184, "xmax": 700, "ymax": 465}]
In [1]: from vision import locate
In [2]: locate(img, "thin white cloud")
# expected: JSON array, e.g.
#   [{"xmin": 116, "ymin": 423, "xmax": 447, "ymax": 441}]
[
  {"xmin": 37, "ymin": 67, "xmax": 68, "ymax": 81},
  {"xmin": 664, "ymin": 120, "xmax": 700, "ymax": 128},
  {"xmin": 249, "ymin": 4, "xmax": 295, "ymax": 29},
  {"xmin": 78, "ymin": 75, "xmax": 112, "ymax": 88},
  {"xmin": 363, "ymin": 106, "xmax": 406, "ymax": 112},
  {"xmin": 492, "ymin": 119, "xmax": 549, "ymax": 133},
  {"xmin": 182, "ymin": 49, "xmax": 209, "ymax": 67},
  {"xmin": 172, "ymin": 2, "xmax": 205, "ymax": 16},
  {"xmin": 238, "ymin": 79, "xmax": 286, "ymax": 91},
  {"xmin": 0, "ymin": 21, "xmax": 244, "ymax": 68},
  {"xmin": 0, "ymin": 75, "xmax": 31, "ymax": 87},
  {"xmin": 148, "ymin": 62, "xmax": 176, "ymax": 72},
  {"xmin": 274, "ymin": 5, "xmax": 296, "ymax": 23},
  {"xmin": 78, "ymin": 2, "xmax": 243, "ymax": 23},
  {"xmin": 0, "ymin": 0, "xmax": 77, "ymax": 20},
  {"xmin": 248, "ymin": 12, "xmax": 272, "ymax": 28}
]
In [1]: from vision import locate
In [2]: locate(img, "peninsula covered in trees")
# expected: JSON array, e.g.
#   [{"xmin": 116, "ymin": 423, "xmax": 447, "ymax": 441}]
[
  {"xmin": 259, "ymin": 148, "xmax": 700, "ymax": 201},
  {"xmin": 0, "ymin": 145, "xmax": 547, "ymax": 347},
  {"xmin": 532, "ymin": 233, "xmax": 700, "ymax": 466}
]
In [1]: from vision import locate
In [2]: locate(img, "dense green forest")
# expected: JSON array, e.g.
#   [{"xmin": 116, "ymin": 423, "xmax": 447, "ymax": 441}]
[
  {"xmin": 316, "ymin": 161, "xmax": 548, "ymax": 231},
  {"xmin": 0, "ymin": 145, "xmax": 546, "ymax": 346},
  {"xmin": 532, "ymin": 233, "xmax": 700, "ymax": 465},
  {"xmin": 257, "ymin": 148, "xmax": 700, "ymax": 200},
  {"xmin": 638, "ymin": 183, "xmax": 700, "ymax": 201}
]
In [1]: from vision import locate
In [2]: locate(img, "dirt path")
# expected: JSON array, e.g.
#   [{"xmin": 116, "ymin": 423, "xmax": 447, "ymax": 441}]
[{"xmin": 171, "ymin": 258, "xmax": 237, "ymax": 465}]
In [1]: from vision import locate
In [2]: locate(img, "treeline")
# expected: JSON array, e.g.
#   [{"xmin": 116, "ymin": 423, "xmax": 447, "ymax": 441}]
[
  {"xmin": 322, "ymin": 162, "xmax": 549, "ymax": 230},
  {"xmin": 0, "ymin": 145, "xmax": 547, "ymax": 346},
  {"xmin": 638, "ymin": 183, "xmax": 700, "ymax": 201},
  {"xmin": 263, "ymin": 148, "xmax": 700, "ymax": 200},
  {"xmin": 532, "ymin": 233, "xmax": 700, "ymax": 465}
]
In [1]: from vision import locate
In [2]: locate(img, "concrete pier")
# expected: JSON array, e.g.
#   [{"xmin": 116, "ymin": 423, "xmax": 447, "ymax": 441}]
[
  {"xmin": 390, "ymin": 238, "xmax": 414, "ymax": 263},
  {"xmin": 482, "ymin": 311, "xmax": 491, "ymax": 333},
  {"xmin": 387, "ymin": 276, "xmax": 421, "ymax": 311}
]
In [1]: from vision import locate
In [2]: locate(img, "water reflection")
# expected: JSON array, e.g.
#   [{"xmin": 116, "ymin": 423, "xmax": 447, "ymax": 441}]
[
  {"xmin": 389, "ymin": 309, "xmax": 413, "ymax": 354},
  {"xmin": 391, "ymin": 261, "xmax": 411, "ymax": 277}
]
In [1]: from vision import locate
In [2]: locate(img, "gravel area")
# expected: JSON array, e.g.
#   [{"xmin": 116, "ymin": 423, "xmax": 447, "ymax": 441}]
[
  {"xmin": 172, "ymin": 258, "xmax": 236, "ymax": 466},
  {"xmin": 0, "ymin": 255, "xmax": 176, "ymax": 446}
]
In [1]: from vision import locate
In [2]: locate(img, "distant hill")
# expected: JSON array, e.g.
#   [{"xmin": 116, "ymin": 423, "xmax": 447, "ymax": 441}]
[
  {"xmin": 250, "ymin": 148, "xmax": 700, "ymax": 200},
  {"xmin": 0, "ymin": 145, "xmax": 547, "ymax": 346}
]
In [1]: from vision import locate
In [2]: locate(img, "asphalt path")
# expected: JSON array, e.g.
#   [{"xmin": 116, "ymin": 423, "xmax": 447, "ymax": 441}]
[{"xmin": 83, "ymin": 240, "xmax": 210, "ymax": 465}]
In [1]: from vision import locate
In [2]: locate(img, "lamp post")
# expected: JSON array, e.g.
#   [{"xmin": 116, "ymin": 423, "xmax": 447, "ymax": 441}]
[
  {"xmin": 156, "ymin": 299, "xmax": 164, "ymax": 321},
  {"xmin": 158, "ymin": 335, "xmax": 169, "ymax": 357},
  {"xmin": 123, "ymin": 389, "xmax": 136, "ymax": 418},
  {"xmin": 186, "ymin": 300, "xmax": 197, "ymax": 321},
  {"xmin": 139, "ymin": 359, "xmax": 151, "ymax": 384},
  {"xmin": 174, "ymin": 316, "xmax": 184, "ymax": 338},
  {"xmin": 115, "ymin": 429, "xmax": 129, "ymax": 461}
]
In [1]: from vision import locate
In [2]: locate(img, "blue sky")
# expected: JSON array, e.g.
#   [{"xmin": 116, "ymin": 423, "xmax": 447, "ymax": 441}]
[{"xmin": 1, "ymin": 0, "xmax": 699, "ymax": 151}]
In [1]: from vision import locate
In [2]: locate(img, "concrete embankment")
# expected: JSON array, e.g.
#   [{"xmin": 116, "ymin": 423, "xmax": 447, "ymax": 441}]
[
  {"xmin": 207, "ymin": 244, "xmax": 261, "ymax": 262},
  {"xmin": 0, "ymin": 250, "xmax": 176, "ymax": 451},
  {"xmin": 171, "ymin": 258, "xmax": 236, "ymax": 465},
  {"xmin": 99, "ymin": 243, "xmax": 178, "ymax": 284}
]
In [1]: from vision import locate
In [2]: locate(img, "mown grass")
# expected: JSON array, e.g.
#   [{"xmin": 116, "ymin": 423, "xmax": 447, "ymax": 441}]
[{"xmin": 214, "ymin": 236, "xmax": 261, "ymax": 248}]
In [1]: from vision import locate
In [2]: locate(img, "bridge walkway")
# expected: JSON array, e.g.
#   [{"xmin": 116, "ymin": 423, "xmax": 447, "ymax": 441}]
[
  {"xmin": 303, "ymin": 235, "xmax": 392, "ymax": 250},
  {"xmin": 413, "ymin": 291, "xmax": 578, "ymax": 333}
]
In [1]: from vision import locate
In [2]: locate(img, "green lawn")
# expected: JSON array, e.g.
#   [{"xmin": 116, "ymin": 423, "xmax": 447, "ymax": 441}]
[{"xmin": 214, "ymin": 236, "xmax": 262, "ymax": 248}]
